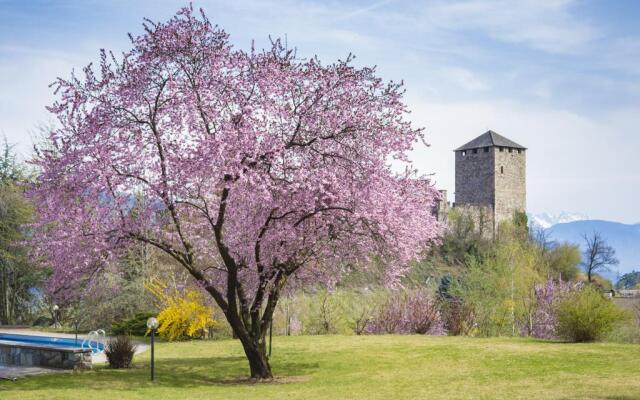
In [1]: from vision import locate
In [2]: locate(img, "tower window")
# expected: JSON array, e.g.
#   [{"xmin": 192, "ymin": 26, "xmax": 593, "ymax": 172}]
[
  {"xmin": 461, "ymin": 151, "xmax": 466, "ymax": 156},
  {"xmin": 500, "ymin": 166, "xmax": 504, "ymax": 174},
  {"xmin": 508, "ymin": 148, "xmax": 513, "ymax": 153},
  {"xmin": 484, "ymin": 148, "xmax": 489, "ymax": 153},
  {"xmin": 517, "ymin": 149, "xmax": 522, "ymax": 154},
  {"xmin": 472, "ymin": 149, "xmax": 477, "ymax": 154},
  {"xmin": 499, "ymin": 147, "xmax": 504, "ymax": 152}
]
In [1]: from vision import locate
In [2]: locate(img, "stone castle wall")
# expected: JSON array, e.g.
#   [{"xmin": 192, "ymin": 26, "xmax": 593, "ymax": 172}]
[
  {"xmin": 493, "ymin": 147, "xmax": 526, "ymax": 224},
  {"xmin": 433, "ymin": 190, "xmax": 450, "ymax": 223},
  {"xmin": 454, "ymin": 148, "xmax": 495, "ymax": 208},
  {"xmin": 451, "ymin": 204, "xmax": 495, "ymax": 238}
]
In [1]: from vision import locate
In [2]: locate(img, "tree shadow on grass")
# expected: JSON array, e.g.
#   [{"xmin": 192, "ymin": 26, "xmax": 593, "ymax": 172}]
[{"xmin": 0, "ymin": 355, "xmax": 319, "ymax": 392}]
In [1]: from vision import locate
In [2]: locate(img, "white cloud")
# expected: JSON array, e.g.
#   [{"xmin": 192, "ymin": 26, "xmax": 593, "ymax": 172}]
[
  {"xmin": 596, "ymin": 36, "xmax": 640, "ymax": 76},
  {"xmin": 336, "ymin": 0, "xmax": 396, "ymax": 20},
  {"xmin": 424, "ymin": 0, "xmax": 598, "ymax": 54},
  {"xmin": 527, "ymin": 80, "xmax": 553, "ymax": 99},
  {"xmin": 0, "ymin": 51, "xmax": 81, "ymax": 157},
  {"xmin": 442, "ymin": 67, "xmax": 488, "ymax": 91}
]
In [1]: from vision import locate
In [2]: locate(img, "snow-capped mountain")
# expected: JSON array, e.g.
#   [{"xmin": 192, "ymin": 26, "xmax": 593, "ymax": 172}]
[{"xmin": 528, "ymin": 212, "xmax": 589, "ymax": 229}]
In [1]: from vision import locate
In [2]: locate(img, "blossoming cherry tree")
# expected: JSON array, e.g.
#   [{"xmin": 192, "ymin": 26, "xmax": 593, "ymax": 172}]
[{"xmin": 30, "ymin": 7, "xmax": 444, "ymax": 378}]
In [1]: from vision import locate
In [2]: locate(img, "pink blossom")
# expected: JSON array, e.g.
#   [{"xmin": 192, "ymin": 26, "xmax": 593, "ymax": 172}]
[
  {"xmin": 531, "ymin": 278, "xmax": 582, "ymax": 339},
  {"xmin": 28, "ymin": 6, "xmax": 444, "ymax": 377}
]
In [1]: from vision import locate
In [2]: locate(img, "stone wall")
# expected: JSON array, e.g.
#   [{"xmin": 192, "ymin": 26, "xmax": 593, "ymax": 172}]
[
  {"xmin": 451, "ymin": 204, "xmax": 495, "ymax": 239},
  {"xmin": 455, "ymin": 148, "xmax": 495, "ymax": 208},
  {"xmin": 493, "ymin": 147, "xmax": 526, "ymax": 225},
  {"xmin": 0, "ymin": 343, "xmax": 92, "ymax": 370},
  {"xmin": 433, "ymin": 189, "xmax": 450, "ymax": 223}
]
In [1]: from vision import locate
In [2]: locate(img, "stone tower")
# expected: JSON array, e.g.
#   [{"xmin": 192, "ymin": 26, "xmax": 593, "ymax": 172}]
[{"xmin": 454, "ymin": 130, "xmax": 526, "ymax": 235}]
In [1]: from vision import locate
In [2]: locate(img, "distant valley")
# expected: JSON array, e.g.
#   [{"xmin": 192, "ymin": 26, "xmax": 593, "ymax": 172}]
[{"xmin": 532, "ymin": 216, "xmax": 640, "ymax": 281}]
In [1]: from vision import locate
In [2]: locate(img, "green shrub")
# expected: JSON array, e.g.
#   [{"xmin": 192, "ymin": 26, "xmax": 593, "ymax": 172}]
[
  {"xmin": 105, "ymin": 335, "xmax": 137, "ymax": 369},
  {"xmin": 299, "ymin": 289, "xmax": 346, "ymax": 335},
  {"xmin": 270, "ymin": 289, "xmax": 387, "ymax": 336},
  {"xmin": 341, "ymin": 290, "xmax": 382, "ymax": 335},
  {"xmin": 111, "ymin": 312, "xmax": 155, "ymax": 336},
  {"xmin": 556, "ymin": 286, "xmax": 627, "ymax": 342}
]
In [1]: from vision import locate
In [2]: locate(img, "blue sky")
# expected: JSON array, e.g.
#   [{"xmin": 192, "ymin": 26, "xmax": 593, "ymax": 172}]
[{"xmin": 1, "ymin": 0, "xmax": 639, "ymax": 223}]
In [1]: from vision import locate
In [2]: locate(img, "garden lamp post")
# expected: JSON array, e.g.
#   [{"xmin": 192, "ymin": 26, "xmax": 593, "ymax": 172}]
[
  {"xmin": 146, "ymin": 317, "xmax": 159, "ymax": 382},
  {"xmin": 74, "ymin": 319, "xmax": 80, "ymax": 346},
  {"xmin": 52, "ymin": 304, "xmax": 59, "ymax": 328}
]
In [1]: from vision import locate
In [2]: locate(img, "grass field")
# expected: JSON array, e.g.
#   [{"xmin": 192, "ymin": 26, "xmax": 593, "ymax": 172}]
[{"xmin": 1, "ymin": 335, "xmax": 639, "ymax": 400}]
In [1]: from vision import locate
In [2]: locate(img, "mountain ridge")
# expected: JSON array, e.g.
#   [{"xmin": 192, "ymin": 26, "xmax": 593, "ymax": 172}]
[
  {"xmin": 543, "ymin": 219, "xmax": 640, "ymax": 281},
  {"xmin": 528, "ymin": 212, "xmax": 589, "ymax": 229}
]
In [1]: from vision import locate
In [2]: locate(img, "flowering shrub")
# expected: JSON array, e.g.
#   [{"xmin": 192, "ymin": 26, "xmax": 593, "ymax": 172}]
[
  {"xmin": 145, "ymin": 279, "xmax": 216, "ymax": 341},
  {"xmin": 532, "ymin": 278, "xmax": 581, "ymax": 339},
  {"xmin": 369, "ymin": 293, "xmax": 405, "ymax": 334},
  {"xmin": 405, "ymin": 290, "xmax": 445, "ymax": 334},
  {"xmin": 368, "ymin": 289, "xmax": 444, "ymax": 335}
]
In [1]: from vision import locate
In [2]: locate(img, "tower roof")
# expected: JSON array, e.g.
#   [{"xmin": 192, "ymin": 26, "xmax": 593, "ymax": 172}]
[{"xmin": 454, "ymin": 130, "xmax": 526, "ymax": 151}]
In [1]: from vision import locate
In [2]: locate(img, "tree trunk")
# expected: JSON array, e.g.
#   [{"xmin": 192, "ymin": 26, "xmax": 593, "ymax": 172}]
[
  {"xmin": 239, "ymin": 335, "xmax": 272, "ymax": 379},
  {"xmin": 0, "ymin": 264, "xmax": 11, "ymax": 325},
  {"xmin": 223, "ymin": 306, "xmax": 273, "ymax": 379}
]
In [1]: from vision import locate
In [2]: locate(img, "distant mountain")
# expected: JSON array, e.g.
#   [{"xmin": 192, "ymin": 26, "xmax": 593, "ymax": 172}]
[
  {"xmin": 544, "ymin": 220, "xmax": 640, "ymax": 281},
  {"xmin": 528, "ymin": 212, "xmax": 589, "ymax": 229}
]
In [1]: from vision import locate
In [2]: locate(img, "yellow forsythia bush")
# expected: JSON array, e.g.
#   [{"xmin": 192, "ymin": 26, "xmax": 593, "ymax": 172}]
[{"xmin": 144, "ymin": 278, "xmax": 217, "ymax": 341}]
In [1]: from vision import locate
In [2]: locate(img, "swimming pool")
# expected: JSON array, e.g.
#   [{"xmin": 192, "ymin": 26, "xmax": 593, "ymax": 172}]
[
  {"xmin": 0, "ymin": 333, "xmax": 104, "ymax": 353},
  {"xmin": 0, "ymin": 332, "xmax": 95, "ymax": 370}
]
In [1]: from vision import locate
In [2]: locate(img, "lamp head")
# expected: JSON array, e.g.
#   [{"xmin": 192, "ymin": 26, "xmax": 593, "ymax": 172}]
[{"xmin": 146, "ymin": 317, "xmax": 159, "ymax": 330}]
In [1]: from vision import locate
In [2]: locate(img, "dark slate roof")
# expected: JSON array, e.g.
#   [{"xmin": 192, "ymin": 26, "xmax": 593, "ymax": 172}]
[{"xmin": 454, "ymin": 130, "xmax": 526, "ymax": 151}]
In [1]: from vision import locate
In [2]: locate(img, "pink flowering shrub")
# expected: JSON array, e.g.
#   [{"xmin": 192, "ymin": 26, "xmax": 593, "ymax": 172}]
[
  {"xmin": 368, "ymin": 289, "xmax": 445, "ymax": 335},
  {"xmin": 532, "ymin": 278, "xmax": 582, "ymax": 339},
  {"xmin": 369, "ymin": 293, "xmax": 406, "ymax": 334}
]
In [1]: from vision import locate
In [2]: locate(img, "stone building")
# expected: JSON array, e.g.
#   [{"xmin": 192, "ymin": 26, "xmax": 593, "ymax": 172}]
[
  {"xmin": 453, "ymin": 130, "xmax": 526, "ymax": 236},
  {"xmin": 432, "ymin": 189, "xmax": 449, "ymax": 222}
]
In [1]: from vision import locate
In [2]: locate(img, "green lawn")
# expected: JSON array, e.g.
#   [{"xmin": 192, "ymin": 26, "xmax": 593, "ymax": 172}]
[{"xmin": 1, "ymin": 335, "xmax": 639, "ymax": 399}]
